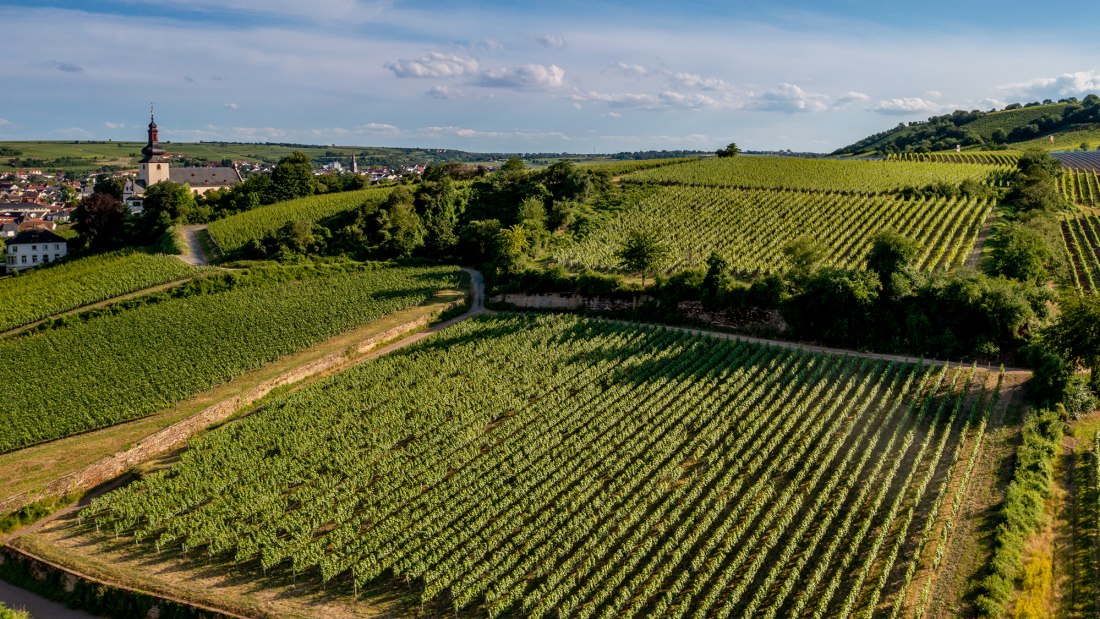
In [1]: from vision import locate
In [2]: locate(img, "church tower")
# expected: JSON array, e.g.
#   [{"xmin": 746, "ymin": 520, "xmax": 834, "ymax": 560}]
[{"xmin": 139, "ymin": 108, "xmax": 169, "ymax": 186}]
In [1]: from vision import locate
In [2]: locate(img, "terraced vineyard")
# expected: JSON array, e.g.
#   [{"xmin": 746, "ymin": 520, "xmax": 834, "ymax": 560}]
[
  {"xmin": 622, "ymin": 156, "xmax": 1000, "ymax": 193},
  {"xmin": 0, "ymin": 251, "xmax": 203, "ymax": 333},
  {"xmin": 0, "ymin": 263, "xmax": 460, "ymax": 453},
  {"xmin": 554, "ymin": 185, "xmax": 992, "ymax": 275},
  {"xmin": 1062, "ymin": 209, "xmax": 1100, "ymax": 293},
  {"xmin": 207, "ymin": 187, "xmax": 392, "ymax": 254},
  {"xmin": 1058, "ymin": 169, "xmax": 1100, "ymax": 207},
  {"xmin": 888, "ymin": 151, "xmax": 1019, "ymax": 167},
  {"xmin": 84, "ymin": 313, "xmax": 1000, "ymax": 618}
]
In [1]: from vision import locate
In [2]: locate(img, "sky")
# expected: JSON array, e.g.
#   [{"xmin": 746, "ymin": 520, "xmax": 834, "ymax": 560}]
[{"xmin": 1, "ymin": 1, "xmax": 1100, "ymax": 154}]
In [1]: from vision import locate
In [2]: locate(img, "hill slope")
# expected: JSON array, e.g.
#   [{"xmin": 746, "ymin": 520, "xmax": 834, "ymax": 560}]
[{"xmin": 836, "ymin": 96, "xmax": 1100, "ymax": 155}]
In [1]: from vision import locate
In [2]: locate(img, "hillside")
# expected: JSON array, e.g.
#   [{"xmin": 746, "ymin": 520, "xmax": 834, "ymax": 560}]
[{"xmin": 836, "ymin": 96, "xmax": 1100, "ymax": 155}]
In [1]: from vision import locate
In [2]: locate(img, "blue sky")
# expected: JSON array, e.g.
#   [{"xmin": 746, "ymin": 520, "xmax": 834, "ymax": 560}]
[{"xmin": 1, "ymin": 1, "xmax": 1099, "ymax": 153}]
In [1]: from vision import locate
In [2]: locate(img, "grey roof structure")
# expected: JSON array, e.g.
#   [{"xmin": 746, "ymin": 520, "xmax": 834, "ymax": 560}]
[
  {"xmin": 169, "ymin": 167, "xmax": 243, "ymax": 187},
  {"xmin": 8, "ymin": 228, "xmax": 67, "ymax": 245}
]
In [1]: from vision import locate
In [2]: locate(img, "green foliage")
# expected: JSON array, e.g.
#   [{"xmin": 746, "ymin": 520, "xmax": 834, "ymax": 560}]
[
  {"xmin": 971, "ymin": 407, "xmax": 1063, "ymax": 618},
  {"xmin": 1062, "ymin": 209, "xmax": 1100, "ymax": 292},
  {"xmin": 866, "ymin": 230, "xmax": 918, "ymax": 280},
  {"xmin": 92, "ymin": 174, "xmax": 125, "ymax": 201},
  {"xmin": 208, "ymin": 187, "xmax": 390, "ymax": 254},
  {"xmin": 0, "ymin": 264, "xmax": 460, "ymax": 452},
  {"xmin": 0, "ymin": 250, "xmax": 202, "ymax": 332},
  {"xmin": 74, "ymin": 192, "xmax": 127, "ymax": 251},
  {"xmin": 82, "ymin": 313, "xmax": 987, "ymax": 617},
  {"xmin": 0, "ymin": 603, "xmax": 29, "ymax": 619},
  {"xmin": 140, "ymin": 180, "xmax": 196, "ymax": 239},
  {"xmin": 715, "ymin": 142, "xmax": 741, "ymax": 157},
  {"xmin": 616, "ymin": 228, "xmax": 669, "ymax": 287},
  {"xmin": 987, "ymin": 222, "xmax": 1056, "ymax": 283},
  {"xmin": 268, "ymin": 151, "xmax": 316, "ymax": 202},
  {"xmin": 782, "ymin": 235, "xmax": 827, "ymax": 282},
  {"xmin": 1043, "ymin": 293, "xmax": 1100, "ymax": 391}
]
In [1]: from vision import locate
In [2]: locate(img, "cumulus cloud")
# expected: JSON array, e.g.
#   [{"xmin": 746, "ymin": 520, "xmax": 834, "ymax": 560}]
[
  {"xmin": 385, "ymin": 52, "xmax": 479, "ymax": 79},
  {"xmin": 360, "ymin": 122, "xmax": 399, "ymax": 132},
  {"xmin": 536, "ymin": 33, "xmax": 567, "ymax": 49},
  {"xmin": 612, "ymin": 62, "xmax": 650, "ymax": 77},
  {"xmin": 427, "ymin": 84, "xmax": 487, "ymax": 100},
  {"xmin": 833, "ymin": 91, "xmax": 870, "ymax": 108},
  {"xmin": 49, "ymin": 60, "xmax": 83, "ymax": 73},
  {"xmin": 224, "ymin": 102, "xmax": 239, "ymax": 109},
  {"xmin": 0, "ymin": 118, "xmax": 13, "ymax": 128},
  {"xmin": 999, "ymin": 70, "xmax": 1100, "ymax": 100},
  {"xmin": 475, "ymin": 64, "xmax": 565, "ymax": 90},
  {"xmin": 669, "ymin": 72, "xmax": 728, "ymax": 91},
  {"xmin": 572, "ymin": 89, "xmax": 730, "ymax": 111},
  {"xmin": 869, "ymin": 97, "xmax": 943, "ymax": 115},
  {"xmin": 745, "ymin": 83, "xmax": 829, "ymax": 113}
]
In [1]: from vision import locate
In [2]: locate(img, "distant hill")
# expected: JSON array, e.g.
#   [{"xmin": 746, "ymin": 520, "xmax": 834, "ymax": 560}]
[
  {"xmin": 0, "ymin": 140, "xmax": 706, "ymax": 175},
  {"xmin": 835, "ymin": 95, "xmax": 1100, "ymax": 156}
]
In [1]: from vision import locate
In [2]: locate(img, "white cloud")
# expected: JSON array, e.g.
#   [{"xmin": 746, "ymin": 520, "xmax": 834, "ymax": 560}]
[
  {"xmin": 868, "ymin": 97, "xmax": 943, "ymax": 115},
  {"xmin": 536, "ymin": 33, "xmax": 567, "ymax": 49},
  {"xmin": 476, "ymin": 64, "xmax": 566, "ymax": 90},
  {"xmin": 612, "ymin": 62, "xmax": 650, "ymax": 77},
  {"xmin": 669, "ymin": 72, "xmax": 728, "ymax": 91},
  {"xmin": 385, "ymin": 52, "xmax": 479, "ymax": 79},
  {"xmin": 125, "ymin": 0, "xmax": 391, "ymax": 25},
  {"xmin": 572, "ymin": 89, "xmax": 731, "ymax": 111},
  {"xmin": 924, "ymin": 90, "xmax": 943, "ymax": 99},
  {"xmin": 418, "ymin": 126, "xmax": 569, "ymax": 141},
  {"xmin": 103, "ymin": 122, "xmax": 125, "ymax": 129},
  {"xmin": 833, "ymin": 91, "xmax": 870, "ymax": 108},
  {"xmin": 360, "ymin": 122, "xmax": 399, "ymax": 133},
  {"xmin": 999, "ymin": 70, "xmax": 1100, "ymax": 100},
  {"xmin": 224, "ymin": 102, "xmax": 239, "ymax": 109},
  {"xmin": 427, "ymin": 84, "xmax": 491, "ymax": 100},
  {"xmin": 745, "ymin": 83, "xmax": 829, "ymax": 113}
]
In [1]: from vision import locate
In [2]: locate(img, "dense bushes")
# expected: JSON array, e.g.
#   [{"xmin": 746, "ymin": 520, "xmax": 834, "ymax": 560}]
[{"xmin": 971, "ymin": 407, "xmax": 1063, "ymax": 617}]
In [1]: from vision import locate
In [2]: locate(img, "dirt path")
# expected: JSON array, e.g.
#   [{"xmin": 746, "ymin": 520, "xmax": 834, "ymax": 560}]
[
  {"xmin": 965, "ymin": 210, "xmax": 998, "ymax": 270},
  {"xmin": 0, "ymin": 578, "xmax": 102, "ymax": 619},
  {"xmin": 178, "ymin": 224, "xmax": 210, "ymax": 266}
]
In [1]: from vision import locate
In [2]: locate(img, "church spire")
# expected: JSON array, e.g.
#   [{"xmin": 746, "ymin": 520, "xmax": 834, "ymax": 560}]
[{"xmin": 141, "ymin": 104, "xmax": 166, "ymax": 163}]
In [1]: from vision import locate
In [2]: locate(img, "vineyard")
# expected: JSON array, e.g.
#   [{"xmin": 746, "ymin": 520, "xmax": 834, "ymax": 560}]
[
  {"xmin": 1062, "ymin": 209, "xmax": 1100, "ymax": 293},
  {"xmin": 83, "ymin": 313, "xmax": 1001, "ymax": 618},
  {"xmin": 621, "ymin": 156, "xmax": 1001, "ymax": 193},
  {"xmin": 554, "ymin": 185, "xmax": 992, "ymax": 275},
  {"xmin": 0, "ymin": 263, "xmax": 460, "ymax": 453},
  {"xmin": 1054, "ymin": 151, "xmax": 1100, "ymax": 173},
  {"xmin": 206, "ymin": 187, "xmax": 392, "ymax": 253},
  {"xmin": 576, "ymin": 158, "xmax": 696, "ymax": 177},
  {"xmin": 1057, "ymin": 169, "xmax": 1100, "ymax": 207},
  {"xmin": 887, "ymin": 151, "xmax": 1019, "ymax": 167},
  {"xmin": 0, "ymin": 251, "xmax": 203, "ymax": 333}
]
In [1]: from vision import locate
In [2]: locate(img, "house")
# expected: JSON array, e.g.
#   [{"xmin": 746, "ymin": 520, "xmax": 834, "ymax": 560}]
[
  {"xmin": 123, "ymin": 111, "xmax": 243, "ymax": 212},
  {"xmin": 4, "ymin": 229, "xmax": 68, "ymax": 273}
]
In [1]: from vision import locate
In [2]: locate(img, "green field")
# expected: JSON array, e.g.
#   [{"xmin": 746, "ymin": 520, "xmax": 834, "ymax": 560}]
[
  {"xmin": 1014, "ymin": 128, "xmax": 1100, "ymax": 152},
  {"xmin": 889, "ymin": 151, "xmax": 1019, "ymax": 167},
  {"xmin": 622, "ymin": 156, "xmax": 999, "ymax": 193},
  {"xmin": 962, "ymin": 103, "xmax": 1073, "ymax": 140},
  {"xmin": 1059, "ymin": 169, "xmax": 1100, "ymax": 207},
  {"xmin": 0, "ymin": 263, "xmax": 460, "ymax": 453},
  {"xmin": 83, "ymin": 313, "xmax": 998, "ymax": 617},
  {"xmin": 0, "ymin": 251, "xmax": 203, "ymax": 333},
  {"xmin": 554, "ymin": 185, "xmax": 992, "ymax": 275},
  {"xmin": 206, "ymin": 187, "xmax": 391, "ymax": 254}
]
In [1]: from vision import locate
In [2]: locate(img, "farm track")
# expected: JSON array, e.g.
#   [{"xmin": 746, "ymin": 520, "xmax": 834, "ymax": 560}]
[{"xmin": 178, "ymin": 224, "xmax": 211, "ymax": 266}]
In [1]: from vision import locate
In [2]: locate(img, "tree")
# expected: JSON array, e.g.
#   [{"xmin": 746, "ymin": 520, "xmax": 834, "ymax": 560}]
[
  {"xmin": 990, "ymin": 128, "xmax": 1009, "ymax": 145},
  {"xmin": 866, "ymin": 230, "xmax": 918, "ymax": 280},
  {"xmin": 1045, "ymin": 294, "xmax": 1100, "ymax": 391},
  {"xmin": 500, "ymin": 157, "xmax": 525, "ymax": 173},
  {"xmin": 269, "ymin": 151, "xmax": 315, "ymax": 202},
  {"xmin": 93, "ymin": 174, "xmax": 125, "ymax": 201},
  {"xmin": 701, "ymin": 252, "xmax": 732, "ymax": 309},
  {"xmin": 74, "ymin": 192, "xmax": 127, "ymax": 251},
  {"xmin": 987, "ymin": 223, "xmax": 1055, "ymax": 283},
  {"xmin": 716, "ymin": 142, "xmax": 741, "ymax": 158},
  {"xmin": 782, "ymin": 235, "xmax": 826, "ymax": 283},
  {"xmin": 141, "ymin": 181, "xmax": 195, "ymax": 241},
  {"xmin": 368, "ymin": 187, "xmax": 423, "ymax": 257},
  {"xmin": 616, "ymin": 229, "xmax": 669, "ymax": 288}
]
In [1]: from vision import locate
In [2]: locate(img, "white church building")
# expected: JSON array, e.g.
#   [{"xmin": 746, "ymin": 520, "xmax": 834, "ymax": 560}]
[{"xmin": 123, "ymin": 112, "xmax": 242, "ymax": 212}]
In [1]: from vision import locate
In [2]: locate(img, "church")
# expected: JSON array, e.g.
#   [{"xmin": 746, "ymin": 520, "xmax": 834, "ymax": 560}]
[{"xmin": 123, "ymin": 112, "xmax": 243, "ymax": 212}]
